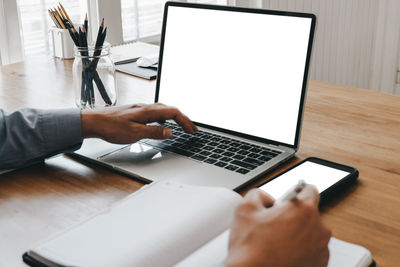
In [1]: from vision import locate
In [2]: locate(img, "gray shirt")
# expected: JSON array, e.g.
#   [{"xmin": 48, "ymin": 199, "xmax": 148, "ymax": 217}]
[{"xmin": 0, "ymin": 108, "xmax": 83, "ymax": 170}]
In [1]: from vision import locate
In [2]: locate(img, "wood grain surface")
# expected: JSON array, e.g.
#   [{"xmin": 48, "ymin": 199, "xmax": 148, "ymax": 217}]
[{"xmin": 0, "ymin": 57, "xmax": 399, "ymax": 266}]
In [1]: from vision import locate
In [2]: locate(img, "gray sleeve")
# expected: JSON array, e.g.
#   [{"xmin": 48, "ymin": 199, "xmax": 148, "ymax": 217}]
[{"xmin": 0, "ymin": 108, "xmax": 83, "ymax": 170}]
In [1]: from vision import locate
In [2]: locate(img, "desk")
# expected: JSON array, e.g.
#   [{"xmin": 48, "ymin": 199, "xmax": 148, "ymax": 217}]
[{"xmin": 0, "ymin": 57, "xmax": 399, "ymax": 267}]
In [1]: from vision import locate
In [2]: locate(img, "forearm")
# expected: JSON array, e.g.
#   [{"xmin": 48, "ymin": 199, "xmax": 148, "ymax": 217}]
[{"xmin": 0, "ymin": 108, "xmax": 83, "ymax": 170}]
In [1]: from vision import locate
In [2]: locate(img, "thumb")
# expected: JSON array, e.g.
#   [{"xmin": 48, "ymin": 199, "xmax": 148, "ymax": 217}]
[
  {"xmin": 139, "ymin": 125, "xmax": 173, "ymax": 139},
  {"xmin": 245, "ymin": 189, "xmax": 275, "ymax": 208}
]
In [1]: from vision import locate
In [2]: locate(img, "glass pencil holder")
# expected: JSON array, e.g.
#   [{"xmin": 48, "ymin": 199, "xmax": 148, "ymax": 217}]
[{"xmin": 73, "ymin": 43, "xmax": 117, "ymax": 109}]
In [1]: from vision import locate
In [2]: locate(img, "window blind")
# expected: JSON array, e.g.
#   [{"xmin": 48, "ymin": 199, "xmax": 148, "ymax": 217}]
[
  {"xmin": 121, "ymin": 0, "xmax": 168, "ymax": 42},
  {"xmin": 17, "ymin": 0, "xmax": 81, "ymax": 56},
  {"xmin": 121, "ymin": 0, "xmax": 228, "ymax": 42}
]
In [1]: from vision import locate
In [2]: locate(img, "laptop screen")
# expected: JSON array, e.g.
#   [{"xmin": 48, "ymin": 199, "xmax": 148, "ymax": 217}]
[{"xmin": 156, "ymin": 3, "xmax": 314, "ymax": 148}]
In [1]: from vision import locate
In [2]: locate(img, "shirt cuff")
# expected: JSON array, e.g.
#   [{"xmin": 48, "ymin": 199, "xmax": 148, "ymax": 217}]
[{"xmin": 40, "ymin": 108, "xmax": 83, "ymax": 155}]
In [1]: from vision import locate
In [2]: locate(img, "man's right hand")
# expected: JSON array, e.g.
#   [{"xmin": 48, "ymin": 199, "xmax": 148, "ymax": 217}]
[
  {"xmin": 224, "ymin": 185, "xmax": 331, "ymax": 267},
  {"xmin": 80, "ymin": 103, "xmax": 197, "ymax": 144}
]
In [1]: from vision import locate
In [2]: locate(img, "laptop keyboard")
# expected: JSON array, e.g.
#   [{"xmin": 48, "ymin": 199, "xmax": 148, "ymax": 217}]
[{"xmin": 142, "ymin": 122, "xmax": 283, "ymax": 175}]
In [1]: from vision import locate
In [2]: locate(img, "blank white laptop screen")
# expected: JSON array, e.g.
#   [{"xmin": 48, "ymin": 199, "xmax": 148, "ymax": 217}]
[{"xmin": 158, "ymin": 6, "xmax": 312, "ymax": 146}]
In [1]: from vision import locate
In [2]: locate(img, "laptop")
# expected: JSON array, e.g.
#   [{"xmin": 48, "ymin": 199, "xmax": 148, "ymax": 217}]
[{"xmin": 72, "ymin": 2, "xmax": 316, "ymax": 191}]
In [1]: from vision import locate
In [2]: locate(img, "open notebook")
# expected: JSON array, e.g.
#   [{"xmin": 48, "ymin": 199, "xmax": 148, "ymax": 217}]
[
  {"xmin": 110, "ymin": 41, "xmax": 159, "ymax": 65},
  {"xmin": 23, "ymin": 181, "xmax": 375, "ymax": 267}
]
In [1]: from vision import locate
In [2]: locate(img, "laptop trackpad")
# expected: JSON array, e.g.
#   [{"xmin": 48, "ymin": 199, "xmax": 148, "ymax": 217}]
[
  {"xmin": 99, "ymin": 143, "xmax": 167, "ymax": 163},
  {"xmin": 98, "ymin": 143, "xmax": 198, "ymax": 183}
]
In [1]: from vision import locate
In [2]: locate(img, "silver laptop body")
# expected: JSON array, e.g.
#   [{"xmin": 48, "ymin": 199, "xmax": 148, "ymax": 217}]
[{"xmin": 73, "ymin": 2, "xmax": 316, "ymax": 191}]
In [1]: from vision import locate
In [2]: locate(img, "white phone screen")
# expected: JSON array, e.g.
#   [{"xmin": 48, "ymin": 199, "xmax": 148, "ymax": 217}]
[{"xmin": 259, "ymin": 161, "xmax": 351, "ymax": 199}]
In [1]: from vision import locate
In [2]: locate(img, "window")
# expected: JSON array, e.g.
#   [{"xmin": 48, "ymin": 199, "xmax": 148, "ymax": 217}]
[
  {"xmin": 121, "ymin": 0, "xmax": 168, "ymax": 42},
  {"xmin": 16, "ymin": 0, "xmax": 82, "ymax": 56},
  {"xmin": 121, "ymin": 0, "xmax": 229, "ymax": 43}
]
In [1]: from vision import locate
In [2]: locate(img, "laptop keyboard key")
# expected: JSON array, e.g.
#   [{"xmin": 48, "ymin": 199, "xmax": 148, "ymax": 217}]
[
  {"xmin": 225, "ymin": 165, "xmax": 239, "ymax": 171},
  {"xmin": 176, "ymin": 138, "xmax": 187, "ymax": 143},
  {"xmin": 243, "ymin": 157, "xmax": 263, "ymax": 166},
  {"xmin": 200, "ymin": 151, "xmax": 212, "ymax": 156},
  {"xmin": 236, "ymin": 168, "xmax": 250, "ymax": 174},
  {"xmin": 239, "ymin": 145, "xmax": 251, "ymax": 150},
  {"xmin": 204, "ymin": 158, "xmax": 217, "ymax": 164},
  {"xmin": 233, "ymin": 154, "xmax": 245, "ymax": 160},
  {"xmin": 237, "ymin": 150, "xmax": 250, "ymax": 155},
  {"xmin": 217, "ymin": 144, "xmax": 229, "ymax": 149},
  {"xmin": 227, "ymin": 147, "xmax": 240, "ymax": 152},
  {"xmin": 270, "ymin": 150, "xmax": 281, "ymax": 155},
  {"xmin": 215, "ymin": 162, "xmax": 228, "ymax": 168},
  {"xmin": 261, "ymin": 151, "xmax": 277, "ymax": 157},
  {"xmin": 188, "ymin": 137, "xmax": 201, "ymax": 143},
  {"xmin": 249, "ymin": 147, "xmax": 261, "ymax": 153},
  {"xmin": 180, "ymin": 145, "xmax": 193, "ymax": 150},
  {"xmin": 220, "ymin": 157, "xmax": 232, "ymax": 162},
  {"xmin": 212, "ymin": 148, "xmax": 224, "ymax": 154},
  {"xmin": 222, "ymin": 151, "xmax": 234, "ymax": 157},
  {"xmin": 248, "ymin": 153, "xmax": 260, "ymax": 158},
  {"xmin": 210, "ymin": 154, "xmax": 222, "ymax": 159},
  {"xmin": 231, "ymin": 160, "xmax": 257, "ymax": 170},
  {"xmin": 193, "ymin": 142, "xmax": 205, "ymax": 148},
  {"xmin": 163, "ymin": 146, "xmax": 194, "ymax": 157},
  {"xmin": 230, "ymin": 142, "xmax": 241, "ymax": 148},
  {"xmin": 191, "ymin": 154, "xmax": 207, "ymax": 161},
  {"xmin": 180, "ymin": 133, "xmax": 192, "ymax": 139},
  {"xmin": 191, "ymin": 147, "xmax": 202, "ymax": 153},
  {"xmin": 259, "ymin": 155, "xmax": 272, "ymax": 162}
]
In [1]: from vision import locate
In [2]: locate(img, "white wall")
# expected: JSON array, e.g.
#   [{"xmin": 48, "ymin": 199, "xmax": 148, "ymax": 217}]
[
  {"xmin": 0, "ymin": 0, "xmax": 24, "ymax": 65},
  {"xmin": 238, "ymin": 0, "xmax": 400, "ymax": 95}
]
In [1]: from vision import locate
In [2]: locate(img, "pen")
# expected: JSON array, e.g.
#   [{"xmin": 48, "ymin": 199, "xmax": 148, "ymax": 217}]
[{"xmin": 276, "ymin": 180, "xmax": 306, "ymax": 204}]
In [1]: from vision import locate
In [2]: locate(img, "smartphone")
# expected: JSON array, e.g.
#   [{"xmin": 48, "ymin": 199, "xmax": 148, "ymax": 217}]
[{"xmin": 258, "ymin": 157, "xmax": 358, "ymax": 204}]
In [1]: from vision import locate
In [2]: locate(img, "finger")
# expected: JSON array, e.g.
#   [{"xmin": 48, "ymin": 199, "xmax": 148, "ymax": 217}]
[
  {"xmin": 244, "ymin": 189, "xmax": 275, "ymax": 208},
  {"xmin": 135, "ymin": 104, "xmax": 197, "ymax": 134},
  {"xmin": 173, "ymin": 111, "xmax": 197, "ymax": 134},
  {"xmin": 136, "ymin": 125, "xmax": 172, "ymax": 140},
  {"xmin": 296, "ymin": 184, "xmax": 320, "ymax": 207}
]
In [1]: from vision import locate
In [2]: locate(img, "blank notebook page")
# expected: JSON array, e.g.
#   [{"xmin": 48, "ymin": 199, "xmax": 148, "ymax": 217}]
[{"xmin": 30, "ymin": 181, "xmax": 242, "ymax": 267}]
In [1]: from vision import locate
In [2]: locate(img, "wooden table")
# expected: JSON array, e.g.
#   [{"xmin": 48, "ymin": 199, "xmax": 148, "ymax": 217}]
[{"xmin": 0, "ymin": 57, "xmax": 399, "ymax": 267}]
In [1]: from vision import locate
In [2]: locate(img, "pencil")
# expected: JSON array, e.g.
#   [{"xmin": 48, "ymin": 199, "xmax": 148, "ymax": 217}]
[
  {"xmin": 58, "ymin": 7, "xmax": 71, "ymax": 28},
  {"xmin": 82, "ymin": 26, "xmax": 88, "ymax": 48},
  {"xmin": 53, "ymin": 8, "xmax": 66, "ymax": 29},
  {"xmin": 57, "ymin": 7, "xmax": 65, "ymax": 20},
  {"xmin": 59, "ymin": 3, "xmax": 73, "ymax": 26},
  {"xmin": 84, "ymin": 13, "xmax": 88, "ymax": 35},
  {"xmin": 48, "ymin": 10, "xmax": 60, "ymax": 28},
  {"xmin": 67, "ymin": 27, "xmax": 78, "ymax": 46},
  {"xmin": 95, "ymin": 19, "xmax": 104, "ymax": 48},
  {"xmin": 72, "ymin": 27, "xmax": 80, "ymax": 46},
  {"xmin": 78, "ymin": 27, "xmax": 84, "ymax": 47}
]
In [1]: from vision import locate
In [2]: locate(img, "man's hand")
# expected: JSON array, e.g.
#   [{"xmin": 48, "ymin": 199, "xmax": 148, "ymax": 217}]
[
  {"xmin": 224, "ymin": 185, "xmax": 331, "ymax": 267},
  {"xmin": 80, "ymin": 103, "xmax": 197, "ymax": 144}
]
